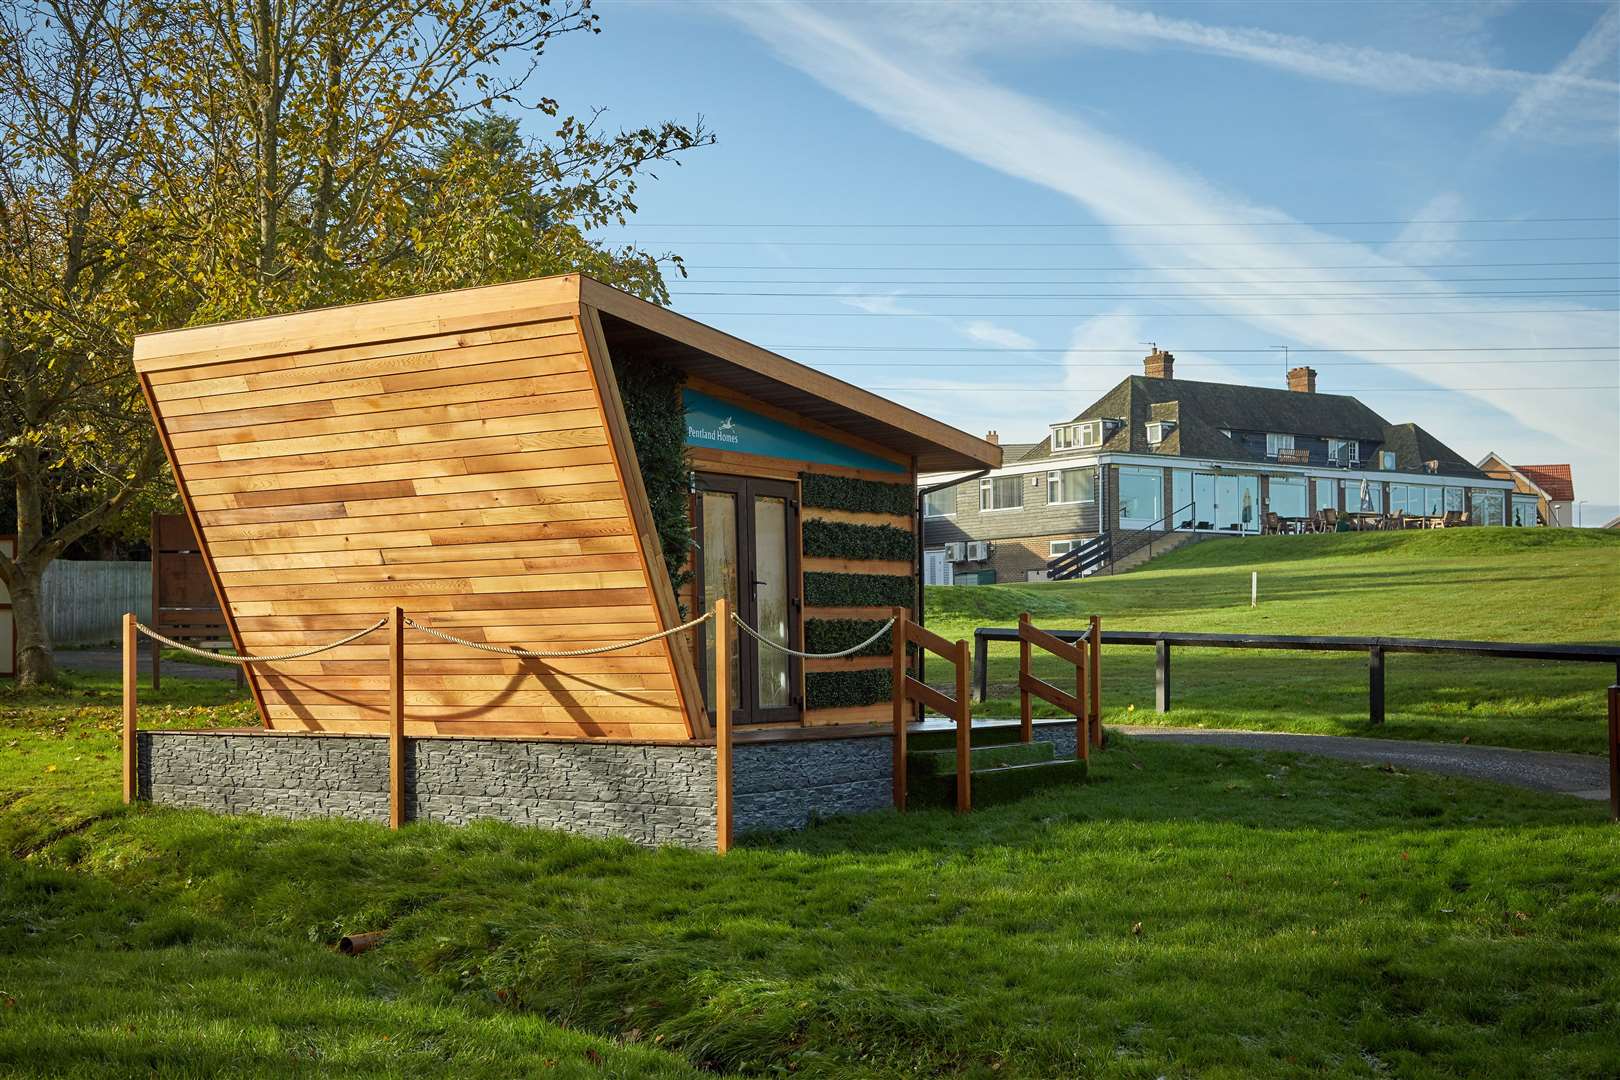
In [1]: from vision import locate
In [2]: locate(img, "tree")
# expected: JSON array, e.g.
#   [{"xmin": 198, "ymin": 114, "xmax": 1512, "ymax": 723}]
[{"xmin": 0, "ymin": 0, "xmax": 710, "ymax": 685}]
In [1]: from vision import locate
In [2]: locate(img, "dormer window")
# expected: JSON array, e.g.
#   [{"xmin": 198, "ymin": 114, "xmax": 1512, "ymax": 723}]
[
  {"xmin": 1051, "ymin": 419, "xmax": 1114, "ymax": 452},
  {"xmin": 1379, "ymin": 450, "xmax": 1397, "ymax": 471},
  {"xmin": 1146, "ymin": 421, "xmax": 1176, "ymax": 446},
  {"xmin": 1328, "ymin": 438, "xmax": 1359, "ymax": 465},
  {"xmin": 1265, "ymin": 433, "xmax": 1295, "ymax": 459}
]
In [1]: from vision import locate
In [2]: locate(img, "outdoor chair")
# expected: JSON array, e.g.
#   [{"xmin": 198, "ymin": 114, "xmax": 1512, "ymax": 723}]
[
  {"xmin": 1263, "ymin": 511, "xmax": 1283, "ymax": 535},
  {"xmin": 1319, "ymin": 509, "xmax": 1338, "ymax": 532}
]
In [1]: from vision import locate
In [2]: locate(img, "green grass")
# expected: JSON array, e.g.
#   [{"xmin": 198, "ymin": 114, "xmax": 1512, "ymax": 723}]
[
  {"xmin": 926, "ymin": 529, "xmax": 1620, "ymax": 754},
  {"xmin": 1, "ymin": 528, "xmax": 1617, "ymax": 1077}
]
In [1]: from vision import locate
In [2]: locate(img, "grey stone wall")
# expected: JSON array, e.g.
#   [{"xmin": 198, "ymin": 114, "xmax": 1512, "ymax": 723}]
[
  {"xmin": 732, "ymin": 735, "xmax": 894, "ymax": 835},
  {"xmin": 138, "ymin": 731, "xmax": 717, "ymax": 849}
]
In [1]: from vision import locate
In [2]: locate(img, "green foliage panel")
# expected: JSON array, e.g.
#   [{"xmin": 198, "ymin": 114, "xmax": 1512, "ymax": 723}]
[
  {"xmin": 802, "ymin": 519, "xmax": 914, "ymax": 563},
  {"xmin": 804, "ymin": 572, "xmax": 914, "ymax": 609},
  {"xmin": 804, "ymin": 619, "xmax": 893, "ymax": 658},
  {"xmin": 804, "ymin": 668, "xmax": 892, "ymax": 710},
  {"xmin": 613, "ymin": 357, "xmax": 693, "ymax": 593},
  {"xmin": 799, "ymin": 472, "xmax": 914, "ymax": 517}
]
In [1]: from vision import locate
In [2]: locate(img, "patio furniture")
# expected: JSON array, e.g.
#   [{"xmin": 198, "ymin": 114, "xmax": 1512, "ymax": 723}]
[{"xmin": 1263, "ymin": 511, "xmax": 1283, "ymax": 535}]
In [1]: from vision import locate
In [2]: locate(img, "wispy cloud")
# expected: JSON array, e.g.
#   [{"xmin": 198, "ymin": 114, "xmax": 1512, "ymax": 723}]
[
  {"xmin": 720, "ymin": 1, "xmax": 1620, "ymax": 501},
  {"xmin": 1489, "ymin": 4, "xmax": 1620, "ymax": 143},
  {"xmin": 961, "ymin": 320, "xmax": 1038, "ymax": 350},
  {"xmin": 888, "ymin": 0, "xmax": 1618, "ymax": 100}
]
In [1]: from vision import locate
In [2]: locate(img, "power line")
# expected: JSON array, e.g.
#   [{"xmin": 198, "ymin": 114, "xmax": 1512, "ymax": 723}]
[
  {"xmin": 634, "ymin": 236, "xmax": 1620, "ymax": 248},
  {"xmin": 670, "ymin": 289, "xmax": 1620, "ymax": 300},
  {"xmin": 772, "ymin": 345, "xmax": 1619, "ymax": 354},
  {"xmin": 680, "ymin": 307, "xmax": 1620, "ymax": 318},
  {"xmin": 858, "ymin": 384, "xmax": 1620, "ymax": 393},
  {"xmin": 679, "ymin": 274, "xmax": 1620, "ymax": 286},
  {"xmin": 615, "ymin": 215, "xmax": 1620, "ymax": 228},
  {"xmin": 681, "ymin": 260, "xmax": 1620, "ymax": 272},
  {"xmin": 805, "ymin": 358, "xmax": 1619, "ymax": 368}
]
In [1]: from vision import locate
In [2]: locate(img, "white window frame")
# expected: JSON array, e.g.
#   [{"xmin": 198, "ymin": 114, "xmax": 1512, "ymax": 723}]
[
  {"xmin": 1379, "ymin": 450, "xmax": 1398, "ymax": 471},
  {"xmin": 1046, "ymin": 467, "xmax": 1097, "ymax": 506},
  {"xmin": 1051, "ymin": 419, "xmax": 1103, "ymax": 452},
  {"xmin": 1264, "ymin": 432, "xmax": 1295, "ymax": 459},
  {"xmin": 1049, "ymin": 539, "xmax": 1083, "ymax": 557},
  {"xmin": 1117, "ymin": 465, "xmax": 1165, "ymax": 530},
  {"xmin": 922, "ymin": 487, "xmax": 956, "ymax": 519},
  {"xmin": 979, "ymin": 474, "xmax": 1024, "ymax": 512},
  {"xmin": 1145, "ymin": 421, "xmax": 1174, "ymax": 446},
  {"xmin": 1328, "ymin": 438, "xmax": 1359, "ymax": 465}
]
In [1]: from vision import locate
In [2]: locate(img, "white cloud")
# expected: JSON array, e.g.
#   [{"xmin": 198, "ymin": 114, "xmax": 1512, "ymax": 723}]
[
  {"xmin": 1488, "ymin": 4, "xmax": 1620, "ymax": 144},
  {"xmin": 873, "ymin": 0, "xmax": 1618, "ymax": 100},
  {"xmin": 961, "ymin": 320, "xmax": 1037, "ymax": 350},
  {"xmin": 721, "ymin": 1, "xmax": 1620, "ymax": 505}
]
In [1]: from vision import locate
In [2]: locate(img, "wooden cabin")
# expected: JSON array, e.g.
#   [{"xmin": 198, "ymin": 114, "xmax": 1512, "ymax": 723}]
[{"xmin": 132, "ymin": 275, "xmax": 1001, "ymax": 745}]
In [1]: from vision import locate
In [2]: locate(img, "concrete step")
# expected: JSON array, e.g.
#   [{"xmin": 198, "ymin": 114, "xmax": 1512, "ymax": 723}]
[{"xmin": 909, "ymin": 755, "xmax": 1087, "ymax": 809}]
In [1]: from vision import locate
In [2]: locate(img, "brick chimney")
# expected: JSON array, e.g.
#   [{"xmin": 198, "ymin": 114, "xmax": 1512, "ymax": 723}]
[
  {"xmin": 1144, "ymin": 348, "xmax": 1174, "ymax": 379},
  {"xmin": 1287, "ymin": 365, "xmax": 1318, "ymax": 393},
  {"xmin": 985, "ymin": 430, "xmax": 999, "ymax": 445}
]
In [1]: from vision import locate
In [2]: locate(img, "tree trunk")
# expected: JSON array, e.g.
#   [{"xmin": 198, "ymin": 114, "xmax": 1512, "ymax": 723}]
[{"xmin": 10, "ymin": 562, "xmax": 54, "ymax": 686}]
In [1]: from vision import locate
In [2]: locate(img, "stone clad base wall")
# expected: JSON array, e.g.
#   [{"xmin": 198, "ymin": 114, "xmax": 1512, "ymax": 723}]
[
  {"xmin": 136, "ymin": 730, "xmax": 904, "ymax": 849},
  {"xmin": 138, "ymin": 731, "xmax": 719, "ymax": 849}
]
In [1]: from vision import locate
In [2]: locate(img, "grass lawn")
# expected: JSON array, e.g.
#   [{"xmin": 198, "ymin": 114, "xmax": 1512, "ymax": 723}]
[
  {"xmin": 926, "ymin": 529, "xmax": 1620, "ymax": 754},
  {"xmin": 1, "ymin": 528, "xmax": 1617, "ymax": 1077}
]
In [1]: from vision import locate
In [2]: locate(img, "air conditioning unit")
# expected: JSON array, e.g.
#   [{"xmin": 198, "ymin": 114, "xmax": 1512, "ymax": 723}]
[
  {"xmin": 966, "ymin": 541, "xmax": 990, "ymax": 561},
  {"xmin": 945, "ymin": 542, "xmax": 966, "ymax": 562}
]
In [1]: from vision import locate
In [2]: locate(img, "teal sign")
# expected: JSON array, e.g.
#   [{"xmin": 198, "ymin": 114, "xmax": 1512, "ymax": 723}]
[{"xmin": 682, "ymin": 388, "xmax": 906, "ymax": 474}]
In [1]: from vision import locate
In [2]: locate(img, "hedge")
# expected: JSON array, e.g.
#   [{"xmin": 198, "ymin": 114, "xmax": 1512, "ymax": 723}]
[
  {"xmin": 804, "ymin": 668, "xmax": 892, "ymax": 710},
  {"xmin": 799, "ymin": 472, "xmax": 914, "ymax": 517},
  {"xmin": 804, "ymin": 571, "xmax": 914, "ymax": 609},
  {"xmin": 614, "ymin": 358, "xmax": 692, "ymax": 593},
  {"xmin": 802, "ymin": 519, "xmax": 914, "ymax": 563},
  {"xmin": 804, "ymin": 618, "xmax": 893, "ymax": 658}
]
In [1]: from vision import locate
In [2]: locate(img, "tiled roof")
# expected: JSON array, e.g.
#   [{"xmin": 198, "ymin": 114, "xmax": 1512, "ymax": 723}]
[
  {"xmin": 1515, "ymin": 464, "xmax": 1575, "ymax": 501},
  {"xmin": 1377, "ymin": 423, "xmax": 1486, "ymax": 479}
]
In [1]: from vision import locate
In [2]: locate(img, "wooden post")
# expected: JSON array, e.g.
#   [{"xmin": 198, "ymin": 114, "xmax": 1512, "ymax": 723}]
[
  {"xmin": 1155, "ymin": 639, "xmax": 1171, "ymax": 714},
  {"xmin": 972, "ymin": 633, "xmax": 988, "ymax": 704},
  {"xmin": 122, "ymin": 613, "xmax": 137, "ymax": 804},
  {"xmin": 1607, "ymin": 684, "xmax": 1618, "ymax": 823},
  {"xmin": 954, "ymin": 636, "xmax": 971, "ymax": 814},
  {"xmin": 388, "ymin": 606, "xmax": 405, "ymax": 830},
  {"xmin": 715, "ymin": 597, "xmax": 733, "ymax": 853},
  {"xmin": 1368, "ymin": 646, "xmax": 1385, "ymax": 725},
  {"xmin": 1075, "ymin": 635, "xmax": 1089, "ymax": 764},
  {"xmin": 1018, "ymin": 613, "xmax": 1032, "ymax": 744},
  {"xmin": 891, "ymin": 606, "xmax": 908, "ymax": 811},
  {"xmin": 1088, "ymin": 616, "xmax": 1102, "ymax": 748}
]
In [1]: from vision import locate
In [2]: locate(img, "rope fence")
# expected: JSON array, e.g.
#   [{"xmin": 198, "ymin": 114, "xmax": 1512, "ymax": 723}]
[
  {"xmin": 134, "ymin": 617, "xmax": 389, "ymax": 663},
  {"xmin": 402, "ymin": 612, "xmax": 712, "ymax": 657},
  {"xmin": 732, "ymin": 613, "xmax": 896, "ymax": 659}
]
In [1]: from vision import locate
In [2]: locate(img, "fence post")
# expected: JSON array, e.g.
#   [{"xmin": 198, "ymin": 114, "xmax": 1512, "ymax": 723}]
[
  {"xmin": 1154, "ymin": 639, "xmax": 1172, "ymax": 714},
  {"xmin": 1075, "ymin": 633, "xmax": 1089, "ymax": 764},
  {"xmin": 388, "ymin": 606, "xmax": 405, "ymax": 830},
  {"xmin": 715, "ymin": 597, "xmax": 733, "ymax": 853},
  {"xmin": 972, "ymin": 632, "xmax": 988, "ymax": 704},
  {"xmin": 1089, "ymin": 615, "xmax": 1102, "ymax": 748},
  {"xmin": 891, "ymin": 606, "xmax": 908, "ymax": 811},
  {"xmin": 1607, "ymin": 684, "xmax": 1618, "ymax": 823},
  {"xmin": 1368, "ymin": 646, "xmax": 1385, "ymax": 725},
  {"xmin": 1018, "ymin": 613, "xmax": 1032, "ymax": 744},
  {"xmin": 955, "ymin": 636, "xmax": 972, "ymax": 813},
  {"xmin": 122, "ymin": 613, "xmax": 137, "ymax": 804}
]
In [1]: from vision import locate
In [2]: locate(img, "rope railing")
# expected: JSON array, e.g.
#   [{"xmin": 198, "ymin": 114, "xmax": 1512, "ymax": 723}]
[
  {"xmin": 731, "ymin": 612, "xmax": 897, "ymax": 659},
  {"xmin": 134, "ymin": 617, "xmax": 389, "ymax": 663},
  {"xmin": 402, "ymin": 611, "xmax": 712, "ymax": 658}
]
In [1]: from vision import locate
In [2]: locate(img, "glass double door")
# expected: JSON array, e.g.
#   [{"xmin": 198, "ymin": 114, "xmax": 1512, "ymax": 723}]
[
  {"xmin": 696, "ymin": 474, "xmax": 800, "ymax": 725},
  {"xmin": 1173, "ymin": 470, "xmax": 1260, "ymax": 533}
]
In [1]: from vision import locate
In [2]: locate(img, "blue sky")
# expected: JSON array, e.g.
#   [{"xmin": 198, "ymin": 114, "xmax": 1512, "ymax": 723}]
[{"xmin": 535, "ymin": 1, "xmax": 1619, "ymax": 523}]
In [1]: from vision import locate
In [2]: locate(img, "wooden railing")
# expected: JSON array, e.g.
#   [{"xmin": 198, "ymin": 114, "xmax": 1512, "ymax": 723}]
[
  {"xmin": 892, "ymin": 606, "xmax": 971, "ymax": 812},
  {"xmin": 1018, "ymin": 613, "xmax": 1101, "ymax": 760}
]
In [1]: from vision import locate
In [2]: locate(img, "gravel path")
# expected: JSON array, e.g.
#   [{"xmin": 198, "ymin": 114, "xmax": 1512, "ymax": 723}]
[{"xmin": 1115, "ymin": 725, "xmax": 1610, "ymax": 801}]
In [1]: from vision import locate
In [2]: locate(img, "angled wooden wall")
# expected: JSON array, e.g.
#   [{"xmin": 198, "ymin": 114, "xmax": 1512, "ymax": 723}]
[{"xmin": 133, "ymin": 277, "xmax": 702, "ymax": 741}]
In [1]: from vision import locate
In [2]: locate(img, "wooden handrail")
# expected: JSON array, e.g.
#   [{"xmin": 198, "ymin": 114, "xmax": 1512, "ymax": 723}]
[
  {"xmin": 1017, "ymin": 612, "xmax": 1091, "ymax": 763},
  {"xmin": 892, "ymin": 611, "xmax": 973, "ymax": 812},
  {"xmin": 906, "ymin": 619, "xmax": 959, "ymax": 662}
]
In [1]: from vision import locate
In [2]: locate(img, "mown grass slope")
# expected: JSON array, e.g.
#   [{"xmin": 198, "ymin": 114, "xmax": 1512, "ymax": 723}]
[{"xmin": 927, "ymin": 529, "xmax": 1619, "ymax": 753}]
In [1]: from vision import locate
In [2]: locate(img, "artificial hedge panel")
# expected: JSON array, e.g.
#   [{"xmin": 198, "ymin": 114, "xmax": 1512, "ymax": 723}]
[
  {"xmin": 799, "ymin": 472, "xmax": 914, "ymax": 517},
  {"xmin": 804, "ymin": 668, "xmax": 892, "ymax": 710},
  {"xmin": 804, "ymin": 618, "xmax": 893, "ymax": 658},
  {"xmin": 802, "ymin": 519, "xmax": 914, "ymax": 563},
  {"xmin": 613, "ymin": 357, "xmax": 693, "ymax": 593},
  {"xmin": 804, "ymin": 571, "xmax": 914, "ymax": 609}
]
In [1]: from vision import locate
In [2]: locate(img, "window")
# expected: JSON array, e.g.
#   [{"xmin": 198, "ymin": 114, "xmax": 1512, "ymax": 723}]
[
  {"xmin": 1511, "ymin": 495, "xmax": 1540, "ymax": 527},
  {"xmin": 1471, "ymin": 489, "xmax": 1505, "ymax": 526},
  {"xmin": 1314, "ymin": 478, "xmax": 1337, "ymax": 512},
  {"xmin": 1379, "ymin": 450, "xmax": 1398, "ymax": 471},
  {"xmin": 1343, "ymin": 479, "xmax": 1382, "ymax": 513},
  {"xmin": 1118, "ymin": 465, "xmax": 1164, "ymax": 528},
  {"xmin": 1444, "ymin": 486, "xmax": 1464, "ymax": 512},
  {"xmin": 1265, "ymin": 432, "xmax": 1295, "ymax": 459},
  {"xmin": 1051, "ymin": 420, "xmax": 1102, "ymax": 451},
  {"xmin": 1146, "ymin": 421, "xmax": 1175, "ymax": 446},
  {"xmin": 1328, "ymin": 438, "xmax": 1359, "ymax": 465},
  {"xmin": 1047, "ymin": 467, "xmax": 1096, "ymax": 505},
  {"xmin": 979, "ymin": 474, "xmax": 1023, "ymax": 511},
  {"xmin": 1268, "ymin": 476, "xmax": 1308, "ymax": 518},
  {"xmin": 922, "ymin": 487, "xmax": 956, "ymax": 518},
  {"xmin": 1049, "ymin": 539, "xmax": 1086, "ymax": 557}
]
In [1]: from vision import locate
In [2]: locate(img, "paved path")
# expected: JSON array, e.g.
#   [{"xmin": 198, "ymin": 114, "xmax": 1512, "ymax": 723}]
[{"xmin": 1115, "ymin": 725, "xmax": 1610, "ymax": 801}]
